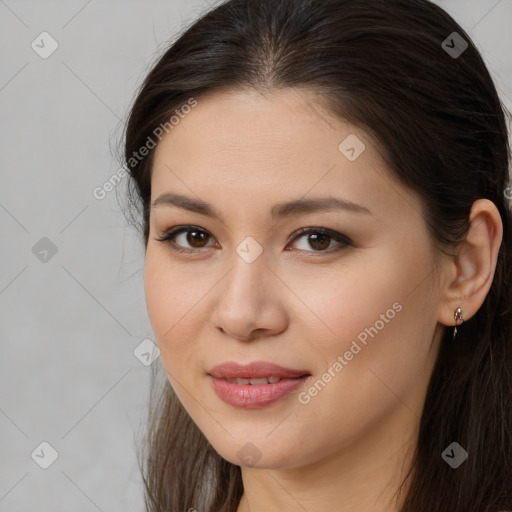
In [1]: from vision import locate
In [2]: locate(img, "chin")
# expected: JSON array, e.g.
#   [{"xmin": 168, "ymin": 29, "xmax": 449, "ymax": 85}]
[{"xmin": 207, "ymin": 436, "xmax": 299, "ymax": 470}]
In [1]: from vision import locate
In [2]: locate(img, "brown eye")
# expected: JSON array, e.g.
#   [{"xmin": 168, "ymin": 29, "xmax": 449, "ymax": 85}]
[
  {"xmin": 155, "ymin": 225, "xmax": 352, "ymax": 255},
  {"xmin": 184, "ymin": 230, "xmax": 210, "ymax": 248},
  {"xmin": 155, "ymin": 226, "xmax": 216, "ymax": 253},
  {"xmin": 305, "ymin": 232, "xmax": 331, "ymax": 251},
  {"xmin": 289, "ymin": 228, "xmax": 352, "ymax": 253}
]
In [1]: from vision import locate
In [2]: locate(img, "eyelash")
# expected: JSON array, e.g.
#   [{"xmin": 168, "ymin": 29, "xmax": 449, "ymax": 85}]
[{"xmin": 154, "ymin": 225, "xmax": 353, "ymax": 256}]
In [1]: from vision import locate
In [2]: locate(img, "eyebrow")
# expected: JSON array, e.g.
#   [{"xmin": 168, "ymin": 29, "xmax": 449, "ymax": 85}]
[{"xmin": 151, "ymin": 192, "xmax": 372, "ymax": 221}]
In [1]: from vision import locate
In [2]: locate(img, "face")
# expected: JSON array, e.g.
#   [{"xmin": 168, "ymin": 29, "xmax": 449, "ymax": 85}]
[{"xmin": 144, "ymin": 88, "xmax": 444, "ymax": 470}]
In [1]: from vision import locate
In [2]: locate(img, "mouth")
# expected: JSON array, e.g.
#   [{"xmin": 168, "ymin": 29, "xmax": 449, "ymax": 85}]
[
  {"xmin": 208, "ymin": 360, "xmax": 310, "ymax": 380},
  {"xmin": 208, "ymin": 361, "xmax": 311, "ymax": 409},
  {"xmin": 220, "ymin": 376, "xmax": 291, "ymax": 385}
]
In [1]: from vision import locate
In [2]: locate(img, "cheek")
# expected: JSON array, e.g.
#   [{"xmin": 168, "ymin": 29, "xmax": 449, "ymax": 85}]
[
  {"xmin": 144, "ymin": 256, "xmax": 174, "ymax": 340},
  {"xmin": 295, "ymin": 245, "xmax": 438, "ymax": 420},
  {"xmin": 144, "ymin": 253, "xmax": 190, "ymax": 354},
  {"xmin": 296, "ymin": 242, "xmax": 436, "ymax": 375},
  {"xmin": 143, "ymin": 250, "xmax": 216, "ymax": 373}
]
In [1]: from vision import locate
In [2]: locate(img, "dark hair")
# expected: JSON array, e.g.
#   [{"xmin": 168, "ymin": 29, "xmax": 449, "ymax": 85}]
[{"xmin": 120, "ymin": 0, "xmax": 512, "ymax": 510}]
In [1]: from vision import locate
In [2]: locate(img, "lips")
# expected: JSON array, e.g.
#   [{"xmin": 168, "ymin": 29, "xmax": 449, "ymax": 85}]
[
  {"xmin": 208, "ymin": 361, "xmax": 310, "ymax": 380},
  {"xmin": 208, "ymin": 361, "xmax": 311, "ymax": 408}
]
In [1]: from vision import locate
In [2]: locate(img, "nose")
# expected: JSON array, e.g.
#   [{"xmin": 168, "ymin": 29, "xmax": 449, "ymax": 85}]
[{"xmin": 213, "ymin": 252, "xmax": 288, "ymax": 342}]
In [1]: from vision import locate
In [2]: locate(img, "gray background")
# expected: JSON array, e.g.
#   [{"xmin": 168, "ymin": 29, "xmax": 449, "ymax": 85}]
[{"xmin": 0, "ymin": 1, "xmax": 510, "ymax": 511}]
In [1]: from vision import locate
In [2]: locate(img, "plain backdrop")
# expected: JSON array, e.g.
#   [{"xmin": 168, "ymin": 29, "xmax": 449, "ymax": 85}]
[{"xmin": 0, "ymin": 1, "xmax": 511, "ymax": 510}]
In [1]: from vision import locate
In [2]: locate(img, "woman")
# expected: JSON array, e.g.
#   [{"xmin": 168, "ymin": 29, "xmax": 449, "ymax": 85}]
[{"xmin": 121, "ymin": 0, "xmax": 512, "ymax": 510}]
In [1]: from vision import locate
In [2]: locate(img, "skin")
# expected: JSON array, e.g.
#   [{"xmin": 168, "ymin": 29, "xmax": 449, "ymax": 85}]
[{"xmin": 143, "ymin": 88, "xmax": 503, "ymax": 512}]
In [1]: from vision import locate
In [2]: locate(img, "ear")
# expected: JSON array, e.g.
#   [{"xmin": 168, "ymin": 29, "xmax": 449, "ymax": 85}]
[{"xmin": 438, "ymin": 199, "xmax": 503, "ymax": 328}]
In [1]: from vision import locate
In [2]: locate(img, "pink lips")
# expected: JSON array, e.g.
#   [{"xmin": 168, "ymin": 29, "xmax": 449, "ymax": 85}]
[{"xmin": 208, "ymin": 361, "xmax": 311, "ymax": 409}]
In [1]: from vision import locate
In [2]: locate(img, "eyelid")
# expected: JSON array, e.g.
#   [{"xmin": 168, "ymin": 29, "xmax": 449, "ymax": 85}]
[
  {"xmin": 155, "ymin": 225, "xmax": 353, "ymax": 254},
  {"xmin": 154, "ymin": 225, "xmax": 218, "ymax": 254},
  {"xmin": 288, "ymin": 227, "xmax": 353, "ymax": 251}
]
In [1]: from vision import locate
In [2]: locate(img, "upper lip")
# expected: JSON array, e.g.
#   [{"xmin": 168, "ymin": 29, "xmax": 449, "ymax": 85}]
[{"xmin": 208, "ymin": 361, "xmax": 310, "ymax": 379}]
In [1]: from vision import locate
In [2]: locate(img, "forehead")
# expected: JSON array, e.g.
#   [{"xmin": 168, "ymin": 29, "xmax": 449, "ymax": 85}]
[{"xmin": 150, "ymin": 88, "xmax": 417, "ymax": 223}]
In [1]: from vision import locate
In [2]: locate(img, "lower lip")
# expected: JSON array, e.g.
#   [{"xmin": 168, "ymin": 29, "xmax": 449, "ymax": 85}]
[{"xmin": 209, "ymin": 375, "xmax": 310, "ymax": 409}]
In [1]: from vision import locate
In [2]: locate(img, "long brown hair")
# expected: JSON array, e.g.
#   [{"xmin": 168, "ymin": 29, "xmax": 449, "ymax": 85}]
[{"xmin": 120, "ymin": 0, "xmax": 512, "ymax": 510}]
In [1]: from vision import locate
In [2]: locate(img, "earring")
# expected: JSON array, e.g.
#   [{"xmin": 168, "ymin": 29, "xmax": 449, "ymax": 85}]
[{"xmin": 453, "ymin": 307, "xmax": 464, "ymax": 339}]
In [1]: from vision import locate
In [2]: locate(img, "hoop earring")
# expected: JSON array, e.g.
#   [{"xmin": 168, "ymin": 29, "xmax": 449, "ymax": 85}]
[{"xmin": 453, "ymin": 307, "xmax": 464, "ymax": 339}]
